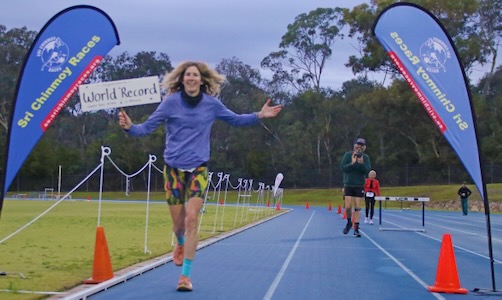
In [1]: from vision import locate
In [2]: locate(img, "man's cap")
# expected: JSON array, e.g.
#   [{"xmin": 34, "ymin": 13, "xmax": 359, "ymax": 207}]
[{"xmin": 355, "ymin": 138, "xmax": 366, "ymax": 145}]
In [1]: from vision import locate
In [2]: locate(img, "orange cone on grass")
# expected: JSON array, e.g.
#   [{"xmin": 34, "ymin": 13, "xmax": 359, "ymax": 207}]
[
  {"xmin": 84, "ymin": 226, "xmax": 113, "ymax": 284},
  {"xmin": 427, "ymin": 234, "xmax": 468, "ymax": 294},
  {"xmin": 275, "ymin": 202, "xmax": 281, "ymax": 211}
]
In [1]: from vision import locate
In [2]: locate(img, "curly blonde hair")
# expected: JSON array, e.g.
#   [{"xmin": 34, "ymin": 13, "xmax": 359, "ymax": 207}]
[{"xmin": 161, "ymin": 61, "xmax": 226, "ymax": 96}]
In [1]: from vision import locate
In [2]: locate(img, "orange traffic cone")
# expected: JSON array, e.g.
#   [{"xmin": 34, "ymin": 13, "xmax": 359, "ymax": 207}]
[
  {"xmin": 342, "ymin": 208, "xmax": 347, "ymax": 219},
  {"xmin": 337, "ymin": 204, "xmax": 342, "ymax": 214},
  {"xmin": 428, "ymin": 234, "xmax": 468, "ymax": 294},
  {"xmin": 306, "ymin": 201, "xmax": 310, "ymax": 209},
  {"xmin": 267, "ymin": 200, "xmax": 270, "ymax": 207},
  {"xmin": 328, "ymin": 203, "xmax": 332, "ymax": 211},
  {"xmin": 275, "ymin": 202, "xmax": 281, "ymax": 211},
  {"xmin": 84, "ymin": 226, "xmax": 114, "ymax": 284},
  {"xmin": 87, "ymin": 195, "xmax": 91, "ymax": 202},
  {"xmin": 219, "ymin": 198, "xmax": 224, "ymax": 205}
]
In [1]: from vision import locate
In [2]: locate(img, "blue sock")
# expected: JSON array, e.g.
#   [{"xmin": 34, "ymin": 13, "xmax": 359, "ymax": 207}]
[
  {"xmin": 177, "ymin": 235, "xmax": 185, "ymax": 246},
  {"xmin": 181, "ymin": 259, "xmax": 192, "ymax": 277}
]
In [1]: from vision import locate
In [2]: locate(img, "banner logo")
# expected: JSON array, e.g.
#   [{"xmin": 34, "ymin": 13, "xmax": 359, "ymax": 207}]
[
  {"xmin": 420, "ymin": 37, "xmax": 451, "ymax": 73},
  {"xmin": 36, "ymin": 37, "xmax": 69, "ymax": 72}
]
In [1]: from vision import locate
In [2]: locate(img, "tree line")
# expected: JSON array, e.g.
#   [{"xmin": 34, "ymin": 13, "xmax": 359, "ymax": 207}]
[{"xmin": 0, "ymin": 0, "xmax": 501, "ymax": 193}]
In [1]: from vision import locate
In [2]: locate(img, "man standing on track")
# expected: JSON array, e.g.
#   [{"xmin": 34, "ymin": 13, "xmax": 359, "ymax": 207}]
[
  {"xmin": 457, "ymin": 181, "xmax": 472, "ymax": 216},
  {"xmin": 340, "ymin": 138, "xmax": 371, "ymax": 237}
]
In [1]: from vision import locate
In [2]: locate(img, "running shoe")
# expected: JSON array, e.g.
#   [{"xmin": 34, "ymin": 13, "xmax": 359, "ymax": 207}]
[
  {"xmin": 354, "ymin": 230, "xmax": 361, "ymax": 237},
  {"xmin": 177, "ymin": 275, "xmax": 193, "ymax": 292},
  {"xmin": 343, "ymin": 222, "xmax": 352, "ymax": 234},
  {"xmin": 369, "ymin": 219, "xmax": 374, "ymax": 225},
  {"xmin": 173, "ymin": 244, "xmax": 184, "ymax": 266},
  {"xmin": 364, "ymin": 217, "xmax": 369, "ymax": 224}
]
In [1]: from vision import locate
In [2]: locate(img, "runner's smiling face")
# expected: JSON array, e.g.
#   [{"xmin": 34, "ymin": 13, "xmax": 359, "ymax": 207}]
[{"xmin": 183, "ymin": 66, "xmax": 203, "ymax": 96}]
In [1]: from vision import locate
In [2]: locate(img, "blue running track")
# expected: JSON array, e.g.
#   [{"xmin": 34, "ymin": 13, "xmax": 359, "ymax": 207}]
[{"xmin": 59, "ymin": 206, "xmax": 502, "ymax": 300}]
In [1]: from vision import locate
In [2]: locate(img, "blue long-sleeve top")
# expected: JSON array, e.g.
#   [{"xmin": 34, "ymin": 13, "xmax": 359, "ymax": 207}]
[{"xmin": 126, "ymin": 92, "xmax": 260, "ymax": 169}]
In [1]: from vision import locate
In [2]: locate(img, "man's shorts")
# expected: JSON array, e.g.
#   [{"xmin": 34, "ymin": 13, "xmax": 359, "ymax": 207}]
[
  {"xmin": 344, "ymin": 186, "xmax": 365, "ymax": 198},
  {"xmin": 163, "ymin": 164, "xmax": 209, "ymax": 205}
]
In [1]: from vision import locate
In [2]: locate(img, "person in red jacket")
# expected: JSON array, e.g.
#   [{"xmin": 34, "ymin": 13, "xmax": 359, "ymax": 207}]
[{"xmin": 364, "ymin": 170, "xmax": 381, "ymax": 225}]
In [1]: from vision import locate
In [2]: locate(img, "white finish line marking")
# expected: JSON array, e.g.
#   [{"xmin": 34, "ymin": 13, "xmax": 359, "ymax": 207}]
[{"xmin": 263, "ymin": 211, "xmax": 315, "ymax": 300}]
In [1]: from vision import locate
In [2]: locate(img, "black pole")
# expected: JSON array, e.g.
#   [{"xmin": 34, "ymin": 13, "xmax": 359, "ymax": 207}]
[
  {"xmin": 482, "ymin": 184, "xmax": 496, "ymax": 291},
  {"xmin": 422, "ymin": 202, "xmax": 425, "ymax": 227},
  {"xmin": 472, "ymin": 182, "xmax": 502, "ymax": 296},
  {"xmin": 379, "ymin": 200, "xmax": 382, "ymax": 225},
  {"xmin": 0, "ymin": 140, "xmax": 8, "ymax": 217},
  {"xmin": 0, "ymin": 181, "xmax": 4, "ymax": 218}
]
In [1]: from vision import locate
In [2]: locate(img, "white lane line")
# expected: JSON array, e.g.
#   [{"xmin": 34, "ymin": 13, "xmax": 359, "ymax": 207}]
[
  {"xmin": 263, "ymin": 211, "xmax": 315, "ymax": 300},
  {"xmin": 362, "ymin": 230, "xmax": 446, "ymax": 300},
  {"xmin": 381, "ymin": 219, "xmax": 502, "ymax": 264}
]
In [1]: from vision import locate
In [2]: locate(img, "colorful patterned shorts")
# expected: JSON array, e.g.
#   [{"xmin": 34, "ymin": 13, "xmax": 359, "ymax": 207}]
[{"xmin": 163, "ymin": 164, "xmax": 209, "ymax": 205}]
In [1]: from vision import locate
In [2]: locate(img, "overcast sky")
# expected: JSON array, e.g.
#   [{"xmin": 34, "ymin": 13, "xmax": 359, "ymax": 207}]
[{"xmin": 0, "ymin": 0, "xmax": 496, "ymax": 90}]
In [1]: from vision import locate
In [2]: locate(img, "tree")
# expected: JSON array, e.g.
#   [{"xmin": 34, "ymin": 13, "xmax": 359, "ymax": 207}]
[
  {"xmin": 477, "ymin": 0, "xmax": 502, "ymax": 96},
  {"xmin": 343, "ymin": 2, "xmax": 396, "ymax": 78},
  {"xmin": 2, "ymin": 20, "xmax": 502, "ymax": 190},
  {"xmin": 345, "ymin": 0, "xmax": 488, "ymax": 80},
  {"xmin": 211, "ymin": 57, "xmax": 282, "ymax": 178},
  {"xmin": 0, "ymin": 25, "xmax": 36, "ymax": 131},
  {"xmin": 261, "ymin": 7, "xmax": 348, "ymax": 93},
  {"xmin": 474, "ymin": 66, "xmax": 502, "ymax": 161},
  {"xmin": 333, "ymin": 77, "xmax": 376, "ymax": 146},
  {"xmin": 217, "ymin": 57, "xmax": 265, "ymax": 112}
]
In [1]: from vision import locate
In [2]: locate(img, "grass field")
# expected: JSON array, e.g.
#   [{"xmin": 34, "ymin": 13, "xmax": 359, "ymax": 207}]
[
  {"xmin": 0, "ymin": 196, "xmax": 277, "ymax": 300},
  {"xmin": 0, "ymin": 183, "xmax": 499, "ymax": 299}
]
